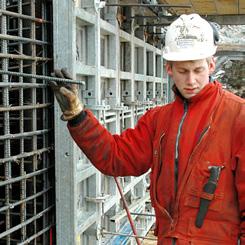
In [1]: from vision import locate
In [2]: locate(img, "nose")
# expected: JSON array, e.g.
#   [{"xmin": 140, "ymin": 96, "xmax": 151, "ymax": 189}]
[{"xmin": 185, "ymin": 72, "xmax": 196, "ymax": 85}]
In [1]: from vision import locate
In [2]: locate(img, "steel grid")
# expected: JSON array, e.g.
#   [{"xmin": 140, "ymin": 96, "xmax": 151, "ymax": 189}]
[{"xmin": 0, "ymin": 0, "xmax": 54, "ymax": 244}]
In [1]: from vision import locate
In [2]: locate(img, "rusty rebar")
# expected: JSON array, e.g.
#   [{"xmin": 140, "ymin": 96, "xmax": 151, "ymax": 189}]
[
  {"xmin": 0, "ymin": 70, "xmax": 86, "ymax": 85},
  {"xmin": 0, "ymin": 9, "xmax": 51, "ymax": 23}
]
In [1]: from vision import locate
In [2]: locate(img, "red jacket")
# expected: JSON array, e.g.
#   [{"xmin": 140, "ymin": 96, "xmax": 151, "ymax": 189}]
[{"xmin": 68, "ymin": 82, "xmax": 245, "ymax": 245}]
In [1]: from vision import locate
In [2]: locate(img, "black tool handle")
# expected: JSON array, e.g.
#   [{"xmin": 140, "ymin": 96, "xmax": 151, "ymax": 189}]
[{"xmin": 195, "ymin": 181, "xmax": 216, "ymax": 228}]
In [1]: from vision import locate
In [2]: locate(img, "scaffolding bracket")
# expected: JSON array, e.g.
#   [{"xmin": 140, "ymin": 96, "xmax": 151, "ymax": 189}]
[
  {"xmin": 86, "ymin": 104, "xmax": 111, "ymax": 111},
  {"xmin": 85, "ymin": 194, "xmax": 110, "ymax": 203},
  {"xmin": 111, "ymin": 104, "xmax": 128, "ymax": 111}
]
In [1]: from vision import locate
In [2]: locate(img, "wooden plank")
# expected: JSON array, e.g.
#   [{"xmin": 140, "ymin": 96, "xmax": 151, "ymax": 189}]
[
  {"xmin": 159, "ymin": 0, "xmax": 241, "ymax": 15},
  {"xmin": 218, "ymin": 44, "xmax": 245, "ymax": 52}
]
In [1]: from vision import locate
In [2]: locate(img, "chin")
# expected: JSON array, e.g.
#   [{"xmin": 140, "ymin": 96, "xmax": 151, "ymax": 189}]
[{"xmin": 183, "ymin": 94, "xmax": 195, "ymax": 99}]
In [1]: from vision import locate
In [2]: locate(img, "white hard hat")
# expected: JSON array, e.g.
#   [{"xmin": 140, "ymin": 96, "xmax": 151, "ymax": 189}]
[{"xmin": 163, "ymin": 14, "xmax": 217, "ymax": 61}]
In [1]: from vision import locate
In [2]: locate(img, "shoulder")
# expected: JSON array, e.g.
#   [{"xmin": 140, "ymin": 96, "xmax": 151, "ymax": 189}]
[
  {"xmin": 142, "ymin": 103, "xmax": 173, "ymax": 119},
  {"xmin": 221, "ymin": 90, "xmax": 245, "ymax": 122},
  {"xmin": 137, "ymin": 103, "xmax": 173, "ymax": 132},
  {"xmin": 219, "ymin": 89, "xmax": 245, "ymax": 116},
  {"xmin": 223, "ymin": 89, "xmax": 245, "ymax": 105}
]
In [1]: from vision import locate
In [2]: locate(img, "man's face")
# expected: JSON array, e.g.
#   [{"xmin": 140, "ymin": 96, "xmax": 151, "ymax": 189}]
[{"xmin": 166, "ymin": 58, "xmax": 215, "ymax": 99}]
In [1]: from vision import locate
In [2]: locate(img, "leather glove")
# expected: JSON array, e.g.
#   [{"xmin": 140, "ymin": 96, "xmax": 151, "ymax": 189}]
[{"xmin": 50, "ymin": 68, "xmax": 84, "ymax": 121}]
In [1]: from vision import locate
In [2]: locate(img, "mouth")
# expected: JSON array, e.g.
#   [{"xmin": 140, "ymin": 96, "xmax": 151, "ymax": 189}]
[{"xmin": 184, "ymin": 88, "xmax": 197, "ymax": 94}]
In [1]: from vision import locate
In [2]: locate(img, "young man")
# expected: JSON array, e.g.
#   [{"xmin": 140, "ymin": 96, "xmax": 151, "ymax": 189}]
[{"xmin": 51, "ymin": 14, "xmax": 245, "ymax": 245}]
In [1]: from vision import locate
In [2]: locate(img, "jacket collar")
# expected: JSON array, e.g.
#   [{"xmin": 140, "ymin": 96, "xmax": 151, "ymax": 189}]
[{"xmin": 173, "ymin": 81, "xmax": 222, "ymax": 104}]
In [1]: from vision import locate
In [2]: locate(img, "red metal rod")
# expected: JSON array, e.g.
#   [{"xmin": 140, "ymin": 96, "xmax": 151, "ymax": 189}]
[
  {"xmin": 114, "ymin": 177, "xmax": 141, "ymax": 245},
  {"xmin": 49, "ymin": 227, "xmax": 53, "ymax": 245}
]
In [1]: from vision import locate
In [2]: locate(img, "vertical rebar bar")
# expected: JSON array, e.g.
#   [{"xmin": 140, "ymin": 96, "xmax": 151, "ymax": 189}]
[
  {"xmin": 18, "ymin": 0, "xmax": 27, "ymax": 242},
  {"xmin": 41, "ymin": 1, "xmax": 49, "ymax": 242},
  {"xmin": 31, "ymin": 1, "xmax": 38, "ymax": 244},
  {"xmin": 2, "ymin": 1, "xmax": 15, "ymax": 243},
  {"xmin": 1, "ymin": 0, "xmax": 11, "ymax": 244}
]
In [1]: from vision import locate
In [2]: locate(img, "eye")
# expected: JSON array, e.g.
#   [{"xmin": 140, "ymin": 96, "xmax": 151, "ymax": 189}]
[
  {"xmin": 195, "ymin": 68, "xmax": 204, "ymax": 73},
  {"xmin": 178, "ymin": 70, "xmax": 187, "ymax": 74}
]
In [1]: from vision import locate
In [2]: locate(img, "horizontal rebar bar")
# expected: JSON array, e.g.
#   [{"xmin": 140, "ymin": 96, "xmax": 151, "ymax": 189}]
[
  {"xmin": 102, "ymin": 229, "xmax": 157, "ymax": 241},
  {"xmin": 0, "ymin": 34, "xmax": 49, "ymax": 45},
  {"xmin": 17, "ymin": 224, "xmax": 53, "ymax": 245},
  {"xmin": 0, "ymin": 70, "xmax": 86, "ymax": 85},
  {"xmin": 0, "ymin": 167, "xmax": 52, "ymax": 187},
  {"xmin": 6, "ymin": 64, "xmax": 33, "ymax": 70},
  {"xmin": 0, "ymin": 9, "xmax": 51, "ymax": 23},
  {"xmin": 0, "ymin": 103, "xmax": 52, "ymax": 112},
  {"xmin": 0, "ymin": 147, "xmax": 52, "ymax": 164},
  {"xmin": 0, "ymin": 82, "xmax": 47, "ymax": 88},
  {"xmin": 0, "ymin": 205, "xmax": 54, "ymax": 239},
  {"xmin": 7, "ymin": 27, "xmax": 36, "ymax": 33},
  {"xmin": 0, "ymin": 129, "xmax": 50, "ymax": 141},
  {"xmin": 0, "ymin": 53, "xmax": 52, "ymax": 61},
  {"xmin": 0, "ymin": 187, "xmax": 52, "ymax": 212},
  {"xmin": 105, "ymin": 3, "xmax": 192, "ymax": 8},
  {"xmin": 6, "ymin": 2, "xmax": 30, "ymax": 9}
]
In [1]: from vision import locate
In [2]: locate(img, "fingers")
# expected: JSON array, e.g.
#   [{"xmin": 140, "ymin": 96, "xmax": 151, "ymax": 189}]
[
  {"xmin": 50, "ymin": 68, "xmax": 78, "ymax": 96},
  {"xmin": 54, "ymin": 69, "xmax": 65, "ymax": 78},
  {"xmin": 60, "ymin": 86, "xmax": 76, "ymax": 99},
  {"xmin": 49, "ymin": 80, "xmax": 59, "ymax": 91},
  {"xmin": 51, "ymin": 69, "xmax": 72, "ymax": 89},
  {"xmin": 61, "ymin": 68, "xmax": 73, "ymax": 80}
]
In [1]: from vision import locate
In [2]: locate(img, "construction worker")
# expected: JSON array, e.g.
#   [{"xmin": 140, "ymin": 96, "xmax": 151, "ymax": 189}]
[{"xmin": 51, "ymin": 14, "xmax": 245, "ymax": 245}]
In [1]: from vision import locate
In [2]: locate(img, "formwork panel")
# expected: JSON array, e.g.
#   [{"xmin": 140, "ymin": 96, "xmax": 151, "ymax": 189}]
[{"xmin": 53, "ymin": 1, "xmax": 168, "ymax": 244}]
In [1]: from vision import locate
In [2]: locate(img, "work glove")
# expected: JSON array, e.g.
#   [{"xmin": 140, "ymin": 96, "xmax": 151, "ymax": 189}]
[{"xmin": 50, "ymin": 68, "xmax": 84, "ymax": 121}]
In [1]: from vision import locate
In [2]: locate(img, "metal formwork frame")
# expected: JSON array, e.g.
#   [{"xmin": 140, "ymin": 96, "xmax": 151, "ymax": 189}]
[
  {"xmin": 0, "ymin": 0, "xmax": 54, "ymax": 244},
  {"xmin": 53, "ymin": 0, "xmax": 168, "ymax": 244}
]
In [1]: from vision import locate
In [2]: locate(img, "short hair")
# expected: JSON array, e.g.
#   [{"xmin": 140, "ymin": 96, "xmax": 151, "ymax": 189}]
[{"xmin": 166, "ymin": 57, "xmax": 213, "ymax": 67}]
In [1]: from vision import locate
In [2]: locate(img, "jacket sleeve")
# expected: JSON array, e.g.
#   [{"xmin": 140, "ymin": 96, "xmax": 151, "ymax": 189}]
[
  {"xmin": 68, "ymin": 108, "xmax": 160, "ymax": 177},
  {"xmin": 232, "ymin": 103, "xmax": 245, "ymax": 244}
]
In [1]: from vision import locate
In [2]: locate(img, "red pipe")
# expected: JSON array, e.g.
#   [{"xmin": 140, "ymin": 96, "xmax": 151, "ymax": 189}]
[
  {"xmin": 114, "ymin": 177, "xmax": 141, "ymax": 245},
  {"xmin": 49, "ymin": 227, "xmax": 53, "ymax": 245}
]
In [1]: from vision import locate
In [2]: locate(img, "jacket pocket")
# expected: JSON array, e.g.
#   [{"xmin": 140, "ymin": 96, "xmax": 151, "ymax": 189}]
[
  {"xmin": 187, "ymin": 217, "xmax": 239, "ymax": 243},
  {"xmin": 184, "ymin": 162, "xmax": 225, "ymax": 212},
  {"xmin": 184, "ymin": 186, "xmax": 224, "ymax": 211}
]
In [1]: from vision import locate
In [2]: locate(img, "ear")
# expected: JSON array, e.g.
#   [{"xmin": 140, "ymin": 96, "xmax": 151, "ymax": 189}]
[
  {"xmin": 165, "ymin": 62, "xmax": 173, "ymax": 76},
  {"xmin": 208, "ymin": 57, "xmax": 216, "ymax": 74}
]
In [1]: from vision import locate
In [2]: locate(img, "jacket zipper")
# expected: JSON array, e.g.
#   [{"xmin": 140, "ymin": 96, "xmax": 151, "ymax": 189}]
[
  {"xmin": 173, "ymin": 125, "xmax": 211, "ymax": 228},
  {"xmin": 154, "ymin": 133, "xmax": 173, "ymax": 223},
  {"xmin": 171, "ymin": 101, "xmax": 188, "ymax": 243},
  {"xmin": 158, "ymin": 133, "xmax": 165, "ymax": 174},
  {"xmin": 196, "ymin": 125, "xmax": 210, "ymax": 145},
  {"xmin": 174, "ymin": 100, "xmax": 188, "ymax": 195},
  {"xmin": 172, "ymin": 91, "xmax": 224, "ymax": 230}
]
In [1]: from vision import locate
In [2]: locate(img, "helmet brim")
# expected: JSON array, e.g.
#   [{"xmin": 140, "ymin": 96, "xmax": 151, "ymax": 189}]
[{"xmin": 163, "ymin": 47, "xmax": 217, "ymax": 61}]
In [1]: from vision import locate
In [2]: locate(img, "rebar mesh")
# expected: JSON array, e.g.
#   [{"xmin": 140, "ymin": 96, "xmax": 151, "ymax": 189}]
[{"xmin": 0, "ymin": 0, "xmax": 55, "ymax": 244}]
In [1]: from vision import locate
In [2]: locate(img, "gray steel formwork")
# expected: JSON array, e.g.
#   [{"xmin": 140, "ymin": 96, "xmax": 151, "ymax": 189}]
[
  {"xmin": 53, "ymin": 1, "xmax": 168, "ymax": 244},
  {"xmin": 0, "ymin": 0, "xmax": 54, "ymax": 244}
]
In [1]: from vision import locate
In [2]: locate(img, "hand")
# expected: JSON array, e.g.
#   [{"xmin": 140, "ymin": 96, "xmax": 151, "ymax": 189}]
[{"xmin": 50, "ymin": 68, "xmax": 84, "ymax": 121}]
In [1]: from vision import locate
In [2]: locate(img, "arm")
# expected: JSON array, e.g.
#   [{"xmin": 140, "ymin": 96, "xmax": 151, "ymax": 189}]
[
  {"xmin": 68, "ymin": 108, "xmax": 159, "ymax": 176},
  {"xmin": 50, "ymin": 68, "xmax": 159, "ymax": 177}
]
